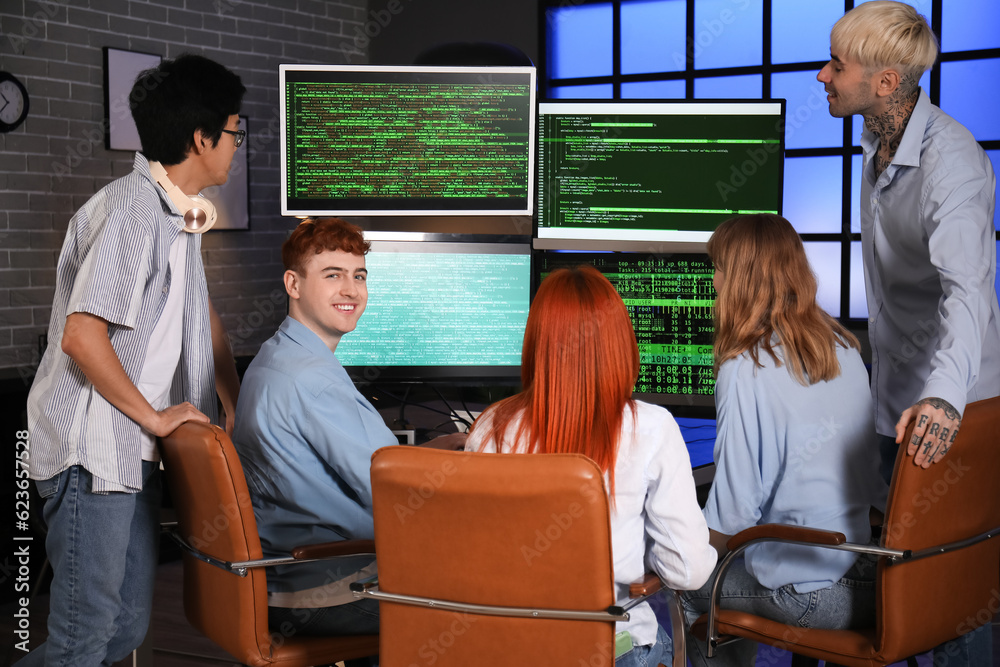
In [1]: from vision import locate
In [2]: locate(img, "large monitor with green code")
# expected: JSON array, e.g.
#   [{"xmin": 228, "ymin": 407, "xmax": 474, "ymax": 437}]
[
  {"xmin": 280, "ymin": 64, "xmax": 536, "ymax": 217},
  {"xmin": 334, "ymin": 240, "xmax": 531, "ymax": 381},
  {"xmin": 535, "ymin": 100, "xmax": 784, "ymax": 244},
  {"xmin": 534, "ymin": 250, "xmax": 716, "ymax": 407}
]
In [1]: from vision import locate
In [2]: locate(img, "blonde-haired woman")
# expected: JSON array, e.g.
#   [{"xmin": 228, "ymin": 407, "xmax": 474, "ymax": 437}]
[{"xmin": 681, "ymin": 214, "xmax": 886, "ymax": 667}]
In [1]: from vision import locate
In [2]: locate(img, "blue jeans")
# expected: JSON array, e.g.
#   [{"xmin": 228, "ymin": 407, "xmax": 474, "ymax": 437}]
[
  {"xmin": 269, "ymin": 599, "xmax": 379, "ymax": 667},
  {"xmin": 680, "ymin": 553, "xmax": 876, "ymax": 667},
  {"xmin": 19, "ymin": 462, "xmax": 161, "ymax": 667},
  {"xmin": 615, "ymin": 623, "xmax": 672, "ymax": 667},
  {"xmin": 878, "ymin": 434, "xmax": 994, "ymax": 666}
]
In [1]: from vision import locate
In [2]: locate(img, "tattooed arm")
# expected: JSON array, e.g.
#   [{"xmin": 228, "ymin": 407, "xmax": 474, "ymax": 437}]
[{"xmin": 894, "ymin": 397, "xmax": 961, "ymax": 467}]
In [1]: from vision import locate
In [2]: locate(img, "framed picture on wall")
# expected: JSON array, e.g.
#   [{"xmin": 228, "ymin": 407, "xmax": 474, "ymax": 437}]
[
  {"xmin": 202, "ymin": 116, "xmax": 250, "ymax": 231},
  {"xmin": 103, "ymin": 46, "xmax": 162, "ymax": 151}
]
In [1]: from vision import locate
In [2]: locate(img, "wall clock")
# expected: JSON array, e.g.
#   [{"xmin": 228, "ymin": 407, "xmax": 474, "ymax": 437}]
[{"xmin": 0, "ymin": 72, "xmax": 29, "ymax": 133}]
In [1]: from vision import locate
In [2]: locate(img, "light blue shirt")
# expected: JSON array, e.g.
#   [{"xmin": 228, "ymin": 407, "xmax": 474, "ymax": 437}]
[
  {"xmin": 704, "ymin": 343, "xmax": 887, "ymax": 593},
  {"xmin": 27, "ymin": 153, "xmax": 217, "ymax": 494},
  {"xmin": 233, "ymin": 316, "xmax": 398, "ymax": 595},
  {"xmin": 860, "ymin": 89, "xmax": 1000, "ymax": 435}
]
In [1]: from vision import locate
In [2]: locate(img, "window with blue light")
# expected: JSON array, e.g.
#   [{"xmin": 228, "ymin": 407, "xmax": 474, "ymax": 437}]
[
  {"xmin": 547, "ymin": 3, "xmax": 613, "ymax": 79},
  {"xmin": 694, "ymin": 74, "xmax": 762, "ymax": 99},
  {"xmin": 543, "ymin": 0, "xmax": 1000, "ymax": 326},
  {"xmin": 849, "ymin": 242, "xmax": 868, "ymax": 320},
  {"xmin": 549, "ymin": 84, "xmax": 614, "ymax": 99},
  {"xmin": 621, "ymin": 0, "xmax": 687, "ymax": 75},
  {"xmin": 940, "ymin": 59, "xmax": 1000, "ymax": 142},
  {"xmin": 620, "ymin": 79, "xmax": 685, "ymax": 99},
  {"xmin": 783, "ymin": 156, "xmax": 842, "ymax": 233},
  {"xmin": 693, "ymin": 0, "xmax": 763, "ymax": 70},
  {"xmin": 850, "ymin": 154, "xmax": 863, "ymax": 234},
  {"xmin": 772, "ymin": 70, "xmax": 842, "ymax": 150},
  {"xmin": 941, "ymin": 0, "xmax": 1000, "ymax": 52},
  {"xmin": 803, "ymin": 242, "xmax": 841, "ymax": 318},
  {"xmin": 771, "ymin": 0, "xmax": 843, "ymax": 65}
]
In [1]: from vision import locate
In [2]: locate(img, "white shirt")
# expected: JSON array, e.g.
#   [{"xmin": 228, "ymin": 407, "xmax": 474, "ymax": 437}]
[
  {"xmin": 136, "ymin": 234, "xmax": 187, "ymax": 461},
  {"xmin": 466, "ymin": 400, "xmax": 717, "ymax": 647}
]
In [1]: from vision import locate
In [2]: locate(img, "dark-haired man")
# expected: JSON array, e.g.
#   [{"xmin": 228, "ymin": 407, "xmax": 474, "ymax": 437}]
[{"xmin": 23, "ymin": 54, "xmax": 245, "ymax": 665}]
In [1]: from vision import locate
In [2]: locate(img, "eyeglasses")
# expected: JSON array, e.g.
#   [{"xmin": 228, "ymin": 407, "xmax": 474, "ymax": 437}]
[{"xmin": 221, "ymin": 128, "xmax": 246, "ymax": 148}]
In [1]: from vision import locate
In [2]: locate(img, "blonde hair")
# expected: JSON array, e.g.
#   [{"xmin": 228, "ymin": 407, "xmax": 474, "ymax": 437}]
[
  {"xmin": 708, "ymin": 214, "xmax": 859, "ymax": 385},
  {"xmin": 831, "ymin": 1, "xmax": 938, "ymax": 80}
]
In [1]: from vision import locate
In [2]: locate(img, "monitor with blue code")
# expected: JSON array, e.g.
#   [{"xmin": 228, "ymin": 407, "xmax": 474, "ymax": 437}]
[
  {"xmin": 280, "ymin": 64, "xmax": 536, "ymax": 217},
  {"xmin": 535, "ymin": 100, "xmax": 784, "ymax": 245},
  {"xmin": 535, "ymin": 250, "xmax": 716, "ymax": 407},
  {"xmin": 334, "ymin": 240, "xmax": 531, "ymax": 381}
]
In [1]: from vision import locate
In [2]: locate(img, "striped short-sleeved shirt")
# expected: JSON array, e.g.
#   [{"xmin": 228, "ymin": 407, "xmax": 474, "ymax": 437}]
[{"xmin": 27, "ymin": 153, "xmax": 218, "ymax": 494}]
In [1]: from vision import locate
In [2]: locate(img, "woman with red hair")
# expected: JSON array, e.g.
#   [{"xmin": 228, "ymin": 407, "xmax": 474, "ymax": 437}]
[
  {"xmin": 466, "ymin": 265, "xmax": 717, "ymax": 667},
  {"xmin": 680, "ymin": 214, "xmax": 887, "ymax": 667}
]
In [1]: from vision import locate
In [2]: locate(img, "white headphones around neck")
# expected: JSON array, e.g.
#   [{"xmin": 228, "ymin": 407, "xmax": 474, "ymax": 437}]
[{"xmin": 148, "ymin": 160, "xmax": 217, "ymax": 234}]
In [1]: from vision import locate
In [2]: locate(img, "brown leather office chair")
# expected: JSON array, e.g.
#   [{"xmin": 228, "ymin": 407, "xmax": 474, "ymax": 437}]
[
  {"xmin": 353, "ymin": 446, "xmax": 675, "ymax": 667},
  {"xmin": 687, "ymin": 394, "xmax": 1000, "ymax": 667},
  {"xmin": 158, "ymin": 421, "xmax": 379, "ymax": 666}
]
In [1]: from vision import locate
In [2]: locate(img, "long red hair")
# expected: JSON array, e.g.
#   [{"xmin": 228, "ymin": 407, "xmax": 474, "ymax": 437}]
[{"xmin": 469, "ymin": 265, "xmax": 640, "ymax": 496}]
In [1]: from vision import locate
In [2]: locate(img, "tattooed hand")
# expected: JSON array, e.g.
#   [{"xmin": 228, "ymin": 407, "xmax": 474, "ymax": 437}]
[{"xmin": 894, "ymin": 397, "xmax": 961, "ymax": 468}]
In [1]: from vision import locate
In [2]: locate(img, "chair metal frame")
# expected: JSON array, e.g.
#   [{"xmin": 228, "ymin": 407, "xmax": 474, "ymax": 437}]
[
  {"xmin": 701, "ymin": 525, "xmax": 1000, "ymax": 657},
  {"xmin": 685, "ymin": 394, "xmax": 1000, "ymax": 667}
]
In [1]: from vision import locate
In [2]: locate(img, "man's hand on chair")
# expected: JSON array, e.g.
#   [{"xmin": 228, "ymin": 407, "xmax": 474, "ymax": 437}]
[{"xmin": 895, "ymin": 397, "xmax": 961, "ymax": 468}]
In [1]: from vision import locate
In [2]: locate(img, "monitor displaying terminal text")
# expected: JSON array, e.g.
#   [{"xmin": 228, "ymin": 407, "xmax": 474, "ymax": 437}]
[
  {"xmin": 535, "ymin": 100, "xmax": 784, "ymax": 246},
  {"xmin": 335, "ymin": 239, "xmax": 531, "ymax": 381},
  {"xmin": 280, "ymin": 65, "xmax": 537, "ymax": 217},
  {"xmin": 534, "ymin": 250, "xmax": 716, "ymax": 407}
]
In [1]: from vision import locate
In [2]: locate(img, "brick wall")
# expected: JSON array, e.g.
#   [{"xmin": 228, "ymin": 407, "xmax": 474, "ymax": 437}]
[{"xmin": 0, "ymin": 0, "xmax": 369, "ymax": 380}]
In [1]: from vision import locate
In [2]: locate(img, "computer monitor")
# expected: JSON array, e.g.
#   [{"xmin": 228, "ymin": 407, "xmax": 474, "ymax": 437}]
[
  {"xmin": 534, "ymin": 250, "xmax": 716, "ymax": 407},
  {"xmin": 335, "ymin": 238, "xmax": 531, "ymax": 382},
  {"xmin": 280, "ymin": 64, "xmax": 537, "ymax": 217},
  {"xmin": 535, "ymin": 100, "xmax": 784, "ymax": 247}
]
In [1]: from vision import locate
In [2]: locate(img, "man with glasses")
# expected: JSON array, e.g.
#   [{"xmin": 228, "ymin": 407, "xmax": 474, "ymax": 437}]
[{"xmin": 22, "ymin": 54, "xmax": 245, "ymax": 665}]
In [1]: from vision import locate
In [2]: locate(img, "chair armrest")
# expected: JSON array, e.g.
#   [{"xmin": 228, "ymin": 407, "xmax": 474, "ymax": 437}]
[
  {"xmin": 291, "ymin": 539, "xmax": 376, "ymax": 560},
  {"xmin": 629, "ymin": 572, "xmax": 664, "ymax": 598},
  {"xmin": 726, "ymin": 524, "xmax": 846, "ymax": 551}
]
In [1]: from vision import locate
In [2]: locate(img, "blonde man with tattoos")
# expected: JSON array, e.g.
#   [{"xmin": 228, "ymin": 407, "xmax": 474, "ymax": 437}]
[{"xmin": 818, "ymin": 3, "xmax": 999, "ymax": 665}]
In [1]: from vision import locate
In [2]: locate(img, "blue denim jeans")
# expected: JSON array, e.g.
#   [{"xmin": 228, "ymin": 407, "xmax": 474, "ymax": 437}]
[
  {"xmin": 680, "ymin": 553, "xmax": 876, "ymax": 667},
  {"xmin": 269, "ymin": 599, "xmax": 380, "ymax": 667},
  {"xmin": 615, "ymin": 623, "xmax": 672, "ymax": 667},
  {"xmin": 19, "ymin": 462, "xmax": 161, "ymax": 667}
]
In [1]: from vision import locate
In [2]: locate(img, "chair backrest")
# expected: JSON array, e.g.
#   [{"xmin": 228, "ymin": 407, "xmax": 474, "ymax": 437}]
[
  {"xmin": 370, "ymin": 446, "xmax": 619, "ymax": 667},
  {"xmin": 158, "ymin": 421, "xmax": 275, "ymax": 665},
  {"xmin": 876, "ymin": 395, "xmax": 1000, "ymax": 661}
]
